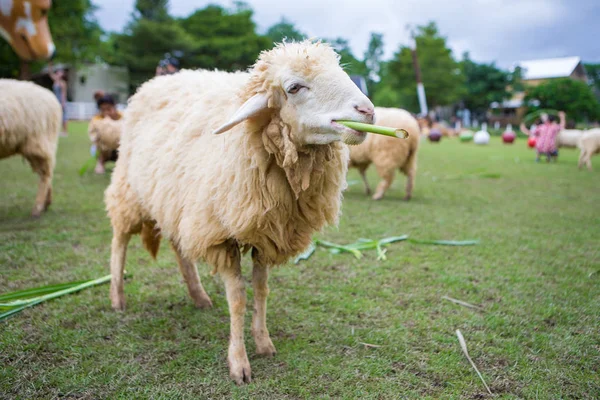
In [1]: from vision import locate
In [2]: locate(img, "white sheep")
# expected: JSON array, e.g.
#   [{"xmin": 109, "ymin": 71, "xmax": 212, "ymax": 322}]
[
  {"xmin": 0, "ymin": 79, "xmax": 62, "ymax": 217},
  {"xmin": 577, "ymin": 128, "xmax": 600, "ymax": 170},
  {"xmin": 348, "ymin": 107, "xmax": 420, "ymax": 200},
  {"xmin": 556, "ymin": 129, "xmax": 584, "ymax": 149},
  {"xmin": 104, "ymin": 41, "xmax": 375, "ymax": 384},
  {"xmin": 88, "ymin": 117, "xmax": 122, "ymax": 174}
]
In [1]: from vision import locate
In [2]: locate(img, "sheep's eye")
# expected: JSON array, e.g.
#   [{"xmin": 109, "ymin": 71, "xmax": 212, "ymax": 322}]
[
  {"xmin": 287, "ymin": 84, "xmax": 303, "ymax": 94},
  {"xmin": 40, "ymin": 9, "xmax": 48, "ymax": 16}
]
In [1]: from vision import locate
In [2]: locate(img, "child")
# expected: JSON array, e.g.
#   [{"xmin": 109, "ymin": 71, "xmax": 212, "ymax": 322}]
[{"xmin": 520, "ymin": 111, "xmax": 566, "ymax": 162}]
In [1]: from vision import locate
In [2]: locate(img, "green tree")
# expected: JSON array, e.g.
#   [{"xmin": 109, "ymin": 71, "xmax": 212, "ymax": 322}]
[
  {"xmin": 134, "ymin": 0, "xmax": 170, "ymax": 22},
  {"xmin": 584, "ymin": 63, "xmax": 600, "ymax": 100},
  {"xmin": 524, "ymin": 78, "xmax": 600, "ymax": 122},
  {"xmin": 363, "ymin": 32, "xmax": 384, "ymax": 97},
  {"xmin": 110, "ymin": 19, "xmax": 194, "ymax": 90},
  {"xmin": 179, "ymin": 4, "xmax": 271, "ymax": 72},
  {"xmin": 266, "ymin": 17, "xmax": 306, "ymax": 44},
  {"xmin": 327, "ymin": 38, "xmax": 367, "ymax": 77},
  {"xmin": 375, "ymin": 22, "xmax": 464, "ymax": 112},
  {"xmin": 460, "ymin": 53, "xmax": 510, "ymax": 113}
]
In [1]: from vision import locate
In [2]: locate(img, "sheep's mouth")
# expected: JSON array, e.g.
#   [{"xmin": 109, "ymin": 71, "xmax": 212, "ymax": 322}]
[{"xmin": 331, "ymin": 121, "xmax": 367, "ymax": 145}]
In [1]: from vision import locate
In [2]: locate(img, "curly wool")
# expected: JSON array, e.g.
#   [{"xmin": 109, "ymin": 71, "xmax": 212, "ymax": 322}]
[{"xmin": 105, "ymin": 43, "xmax": 349, "ymax": 268}]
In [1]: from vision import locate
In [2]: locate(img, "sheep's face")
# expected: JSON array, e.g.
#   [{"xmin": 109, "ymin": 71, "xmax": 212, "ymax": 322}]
[
  {"xmin": 276, "ymin": 67, "xmax": 374, "ymax": 146},
  {"xmin": 213, "ymin": 41, "xmax": 374, "ymax": 146}
]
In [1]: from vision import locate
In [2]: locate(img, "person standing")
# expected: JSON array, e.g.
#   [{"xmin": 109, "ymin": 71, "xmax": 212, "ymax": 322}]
[
  {"xmin": 49, "ymin": 63, "xmax": 68, "ymax": 136},
  {"xmin": 521, "ymin": 111, "xmax": 565, "ymax": 162}
]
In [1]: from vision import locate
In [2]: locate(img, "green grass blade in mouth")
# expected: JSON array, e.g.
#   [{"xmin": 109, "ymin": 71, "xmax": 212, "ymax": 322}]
[{"xmin": 336, "ymin": 121, "xmax": 409, "ymax": 139}]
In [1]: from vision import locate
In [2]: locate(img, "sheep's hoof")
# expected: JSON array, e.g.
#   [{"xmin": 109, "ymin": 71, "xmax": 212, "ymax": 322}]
[
  {"xmin": 255, "ymin": 341, "xmax": 277, "ymax": 357},
  {"xmin": 228, "ymin": 353, "xmax": 252, "ymax": 385},
  {"xmin": 31, "ymin": 207, "xmax": 43, "ymax": 218},
  {"xmin": 111, "ymin": 299, "xmax": 126, "ymax": 311},
  {"xmin": 110, "ymin": 288, "xmax": 126, "ymax": 311},
  {"xmin": 193, "ymin": 295, "xmax": 213, "ymax": 309},
  {"xmin": 372, "ymin": 193, "xmax": 384, "ymax": 201},
  {"xmin": 403, "ymin": 195, "xmax": 412, "ymax": 201}
]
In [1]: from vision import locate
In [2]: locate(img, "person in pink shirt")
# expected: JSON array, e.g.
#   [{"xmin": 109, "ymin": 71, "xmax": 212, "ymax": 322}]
[{"xmin": 521, "ymin": 111, "xmax": 566, "ymax": 162}]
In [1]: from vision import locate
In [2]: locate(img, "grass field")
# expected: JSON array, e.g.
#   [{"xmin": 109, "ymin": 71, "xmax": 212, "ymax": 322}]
[{"xmin": 1, "ymin": 122, "xmax": 599, "ymax": 399}]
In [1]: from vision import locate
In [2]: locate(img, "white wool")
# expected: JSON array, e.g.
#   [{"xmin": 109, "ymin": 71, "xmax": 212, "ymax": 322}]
[
  {"xmin": 556, "ymin": 129, "xmax": 584, "ymax": 148},
  {"xmin": 0, "ymin": 79, "xmax": 61, "ymax": 216}
]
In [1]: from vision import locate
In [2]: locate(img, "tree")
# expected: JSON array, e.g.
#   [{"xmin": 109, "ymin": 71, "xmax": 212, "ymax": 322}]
[
  {"xmin": 375, "ymin": 22, "xmax": 464, "ymax": 112},
  {"xmin": 266, "ymin": 17, "xmax": 306, "ymax": 44},
  {"xmin": 524, "ymin": 78, "xmax": 600, "ymax": 122},
  {"xmin": 134, "ymin": 0, "xmax": 170, "ymax": 22},
  {"xmin": 110, "ymin": 19, "xmax": 194, "ymax": 90},
  {"xmin": 460, "ymin": 53, "xmax": 510, "ymax": 113},
  {"xmin": 363, "ymin": 32, "xmax": 384, "ymax": 96},
  {"xmin": 327, "ymin": 38, "xmax": 367, "ymax": 77},
  {"xmin": 585, "ymin": 63, "xmax": 600, "ymax": 100},
  {"xmin": 178, "ymin": 4, "xmax": 271, "ymax": 72}
]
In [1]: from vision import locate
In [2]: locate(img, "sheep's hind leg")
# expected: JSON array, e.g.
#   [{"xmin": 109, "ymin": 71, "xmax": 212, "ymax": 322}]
[
  {"xmin": 251, "ymin": 249, "xmax": 276, "ymax": 357},
  {"xmin": 26, "ymin": 155, "xmax": 53, "ymax": 217},
  {"xmin": 110, "ymin": 231, "xmax": 131, "ymax": 310},
  {"xmin": 211, "ymin": 241, "xmax": 251, "ymax": 384},
  {"xmin": 373, "ymin": 164, "xmax": 395, "ymax": 201},
  {"xmin": 170, "ymin": 241, "xmax": 213, "ymax": 309},
  {"xmin": 358, "ymin": 166, "xmax": 372, "ymax": 196}
]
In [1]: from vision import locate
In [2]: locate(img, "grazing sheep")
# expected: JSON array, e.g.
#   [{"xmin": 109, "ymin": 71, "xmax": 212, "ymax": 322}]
[
  {"xmin": 104, "ymin": 41, "xmax": 374, "ymax": 384},
  {"xmin": 577, "ymin": 128, "xmax": 600, "ymax": 171},
  {"xmin": 348, "ymin": 107, "xmax": 420, "ymax": 200},
  {"xmin": 0, "ymin": 79, "xmax": 61, "ymax": 217},
  {"xmin": 88, "ymin": 117, "xmax": 122, "ymax": 174},
  {"xmin": 556, "ymin": 129, "xmax": 584, "ymax": 149}
]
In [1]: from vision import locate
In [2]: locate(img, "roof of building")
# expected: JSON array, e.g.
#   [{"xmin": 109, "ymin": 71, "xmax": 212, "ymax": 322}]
[{"xmin": 515, "ymin": 56, "xmax": 582, "ymax": 80}]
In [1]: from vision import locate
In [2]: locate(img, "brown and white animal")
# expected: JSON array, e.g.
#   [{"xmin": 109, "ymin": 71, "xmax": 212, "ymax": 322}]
[
  {"xmin": 104, "ymin": 41, "xmax": 374, "ymax": 384},
  {"xmin": 577, "ymin": 128, "xmax": 600, "ymax": 171},
  {"xmin": 0, "ymin": 79, "xmax": 61, "ymax": 216},
  {"xmin": 0, "ymin": 0, "xmax": 55, "ymax": 61},
  {"xmin": 349, "ymin": 107, "xmax": 420, "ymax": 200}
]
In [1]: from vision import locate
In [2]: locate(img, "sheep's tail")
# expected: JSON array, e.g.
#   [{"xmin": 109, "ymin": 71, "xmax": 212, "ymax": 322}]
[{"xmin": 141, "ymin": 221, "xmax": 162, "ymax": 259}]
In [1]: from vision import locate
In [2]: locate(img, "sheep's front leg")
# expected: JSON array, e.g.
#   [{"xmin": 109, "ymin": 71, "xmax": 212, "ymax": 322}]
[
  {"xmin": 214, "ymin": 242, "xmax": 251, "ymax": 384},
  {"xmin": 251, "ymin": 250, "xmax": 276, "ymax": 357},
  {"xmin": 110, "ymin": 231, "xmax": 131, "ymax": 310}
]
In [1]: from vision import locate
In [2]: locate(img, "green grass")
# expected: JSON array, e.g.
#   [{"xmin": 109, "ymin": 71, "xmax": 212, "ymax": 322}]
[{"xmin": 1, "ymin": 123, "xmax": 599, "ymax": 399}]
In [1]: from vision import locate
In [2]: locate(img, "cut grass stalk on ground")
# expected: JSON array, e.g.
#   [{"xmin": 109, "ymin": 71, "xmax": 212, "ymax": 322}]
[{"xmin": 0, "ymin": 122, "xmax": 598, "ymax": 399}]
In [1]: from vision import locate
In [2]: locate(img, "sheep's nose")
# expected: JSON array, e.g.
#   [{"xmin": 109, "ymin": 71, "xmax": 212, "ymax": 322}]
[
  {"xmin": 355, "ymin": 104, "xmax": 374, "ymax": 116},
  {"xmin": 355, "ymin": 104, "xmax": 375, "ymax": 123}
]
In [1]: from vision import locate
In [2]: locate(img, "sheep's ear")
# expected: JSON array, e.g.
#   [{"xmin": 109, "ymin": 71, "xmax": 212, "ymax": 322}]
[{"xmin": 212, "ymin": 92, "xmax": 269, "ymax": 134}]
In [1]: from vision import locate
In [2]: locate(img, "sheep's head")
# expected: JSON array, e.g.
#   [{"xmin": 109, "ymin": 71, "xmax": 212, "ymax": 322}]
[{"xmin": 213, "ymin": 40, "xmax": 374, "ymax": 146}]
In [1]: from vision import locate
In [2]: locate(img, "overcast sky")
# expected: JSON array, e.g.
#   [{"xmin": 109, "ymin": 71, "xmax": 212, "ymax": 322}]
[{"xmin": 95, "ymin": 0, "xmax": 600, "ymax": 68}]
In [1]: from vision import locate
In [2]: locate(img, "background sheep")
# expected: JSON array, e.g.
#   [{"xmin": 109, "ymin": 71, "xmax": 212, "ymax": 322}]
[
  {"xmin": 578, "ymin": 128, "xmax": 600, "ymax": 170},
  {"xmin": 348, "ymin": 107, "xmax": 420, "ymax": 200},
  {"xmin": 0, "ymin": 79, "xmax": 61, "ymax": 217},
  {"xmin": 557, "ymin": 129, "xmax": 584, "ymax": 149},
  {"xmin": 88, "ymin": 117, "xmax": 122, "ymax": 174},
  {"xmin": 104, "ymin": 41, "xmax": 374, "ymax": 384}
]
